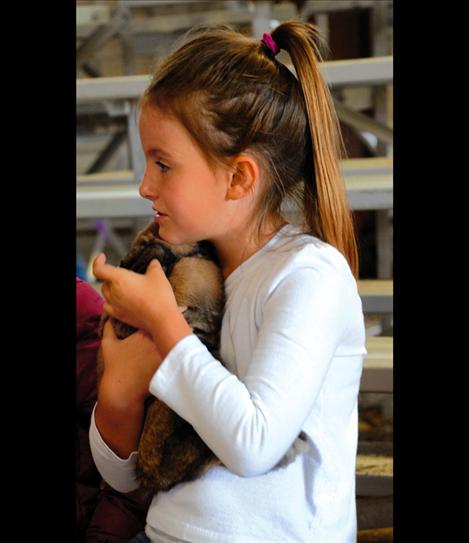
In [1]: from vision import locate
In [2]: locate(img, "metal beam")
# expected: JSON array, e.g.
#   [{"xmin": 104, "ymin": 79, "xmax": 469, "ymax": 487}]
[
  {"xmin": 334, "ymin": 98, "xmax": 393, "ymax": 145},
  {"xmin": 76, "ymin": 156, "xmax": 393, "ymax": 218},
  {"xmin": 85, "ymin": 130, "xmax": 128, "ymax": 174},
  {"xmin": 77, "ymin": 75, "xmax": 150, "ymax": 103},
  {"xmin": 76, "ymin": 183, "xmax": 152, "ymax": 219},
  {"xmin": 78, "ymin": 156, "xmax": 393, "ymax": 185},
  {"xmin": 76, "ymin": 5, "xmax": 131, "ymax": 69},
  {"xmin": 345, "ymin": 175, "xmax": 393, "ymax": 210},
  {"xmin": 76, "ymin": 56, "xmax": 393, "ymax": 103},
  {"xmin": 77, "ymin": 176, "xmax": 392, "ymax": 218},
  {"xmin": 322, "ymin": 57, "xmax": 392, "ymax": 87}
]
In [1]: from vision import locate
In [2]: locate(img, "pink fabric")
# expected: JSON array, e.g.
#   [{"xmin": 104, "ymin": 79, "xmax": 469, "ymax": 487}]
[{"xmin": 76, "ymin": 278, "xmax": 151, "ymax": 542}]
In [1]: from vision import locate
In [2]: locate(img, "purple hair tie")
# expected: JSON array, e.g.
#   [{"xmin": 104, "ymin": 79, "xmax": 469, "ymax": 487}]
[{"xmin": 262, "ymin": 32, "xmax": 279, "ymax": 56}]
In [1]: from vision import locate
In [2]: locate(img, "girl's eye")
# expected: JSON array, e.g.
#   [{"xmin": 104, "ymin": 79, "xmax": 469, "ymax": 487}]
[{"xmin": 156, "ymin": 161, "xmax": 169, "ymax": 173}]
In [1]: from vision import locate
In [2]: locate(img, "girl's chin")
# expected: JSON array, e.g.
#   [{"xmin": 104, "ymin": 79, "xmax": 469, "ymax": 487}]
[
  {"xmin": 157, "ymin": 225, "xmax": 200, "ymax": 246},
  {"xmin": 156, "ymin": 224, "xmax": 179, "ymax": 244}
]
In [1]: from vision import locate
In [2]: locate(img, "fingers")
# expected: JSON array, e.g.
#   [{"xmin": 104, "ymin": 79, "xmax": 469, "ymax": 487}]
[
  {"xmin": 101, "ymin": 282, "xmax": 111, "ymax": 302},
  {"xmin": 93, "ymin": 253, "xmax": 117, "ymax": 282},
  {"xmin": 147, "ymin": 259, "xmax": 163, "ymax": 276},
  {"xmin": 103, "ymin": 302, "xmax": 116, "ymax": 318},
  {"xmin": 100, "ymin": 283, "xmax": 115, "ymax": 317},
  {"xmin": 124, "ymin": 329, "xmax": 159, "ymax": 353},
  {"xmin": 102, "ymin": 319, "xmax": 117, "ymax": 339}
]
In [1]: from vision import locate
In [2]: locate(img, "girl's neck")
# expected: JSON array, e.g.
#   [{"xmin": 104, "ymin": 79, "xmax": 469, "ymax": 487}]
[{"xmin": 212, "ymin": 216, "xmax": 287, "ymax": 280}]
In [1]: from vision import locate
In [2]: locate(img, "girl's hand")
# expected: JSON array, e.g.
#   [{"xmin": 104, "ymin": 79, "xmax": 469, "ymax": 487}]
[
  {"xmin": 93, "ymin": 253, "xmax": 193, "ymax": 358},
  {"xmin": 93, "ymin": 253, "xmax": 178, "ymax": 334},
  {"xmin": 99, "ymin": 319, "xmax": 163, "ymax": 404}
]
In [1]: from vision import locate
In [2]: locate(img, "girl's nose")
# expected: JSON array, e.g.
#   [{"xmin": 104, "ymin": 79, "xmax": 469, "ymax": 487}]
[{"xmin": 139, "ymin": 170, "xmax": 157, "ymax": 201}]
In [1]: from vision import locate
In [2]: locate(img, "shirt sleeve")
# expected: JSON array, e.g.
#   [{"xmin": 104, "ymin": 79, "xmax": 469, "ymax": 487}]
[
  {"xmin": 89, "ymin": 404, "xmax": 141, "ymax": 493},
  {"xmin": 150, "ymin": 266, "xmax": 353, "ymax": 477}
]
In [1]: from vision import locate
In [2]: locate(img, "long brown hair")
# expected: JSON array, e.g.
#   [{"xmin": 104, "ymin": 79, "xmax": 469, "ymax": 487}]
[{"xmin": 142, "ymin": 21, "xmax": 359, "ymax": 277}]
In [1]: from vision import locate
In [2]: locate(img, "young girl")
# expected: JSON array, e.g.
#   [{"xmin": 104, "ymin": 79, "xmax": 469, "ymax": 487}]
[{"xmin": 90, "ymin": 21, "xmax": 366, "ymax": 543}]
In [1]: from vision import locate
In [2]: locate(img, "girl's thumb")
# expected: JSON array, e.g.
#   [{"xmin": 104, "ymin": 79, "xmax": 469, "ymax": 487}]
[
  {"xmin": 93, "ymin": 253, "xmax": 108, "ymax": 280},
  {"xmin": 147, "ymin": 259, "xmax": 162, "ymax": 273}
]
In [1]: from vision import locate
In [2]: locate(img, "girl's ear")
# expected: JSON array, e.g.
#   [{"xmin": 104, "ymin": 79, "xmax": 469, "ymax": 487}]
[{"xmin": 226, "ymin": 154, "xmax": 260, "ymax": 200}]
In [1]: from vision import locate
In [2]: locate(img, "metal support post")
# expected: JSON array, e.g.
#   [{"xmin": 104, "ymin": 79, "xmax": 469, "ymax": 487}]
[
  {"xmin": 251, "ymin": 0, "xmax": 273, "ymax": 38},
  {"xmin": 371, "ymin": 2, "xmax": 393, "ymax": 335},
  {"xmin": 85, "ymin": 130, "xmax": 128, "ymax": 174},
  {"xmin": 127, "ymin": 100, "xmax": 146, "ymax": 184}
]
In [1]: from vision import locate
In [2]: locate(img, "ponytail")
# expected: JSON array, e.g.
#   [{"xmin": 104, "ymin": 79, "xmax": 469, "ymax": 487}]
[{"xmin": 272, "ymin": 22, "xmax": 359, "ymax": 277}]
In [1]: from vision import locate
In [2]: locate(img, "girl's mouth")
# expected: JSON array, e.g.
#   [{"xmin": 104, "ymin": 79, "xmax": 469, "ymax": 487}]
[{"xmin": 154, "ymin": 211, "xmax": 167, "ymax": 221}]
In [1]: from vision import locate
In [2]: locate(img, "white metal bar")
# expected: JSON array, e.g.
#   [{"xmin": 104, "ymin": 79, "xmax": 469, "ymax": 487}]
[
  {"xmin": 345, "ymin": 175, "xmax": 393, "ymax": 211},
  {"xmin": 341, "ymin": 157, "xmax": 392, "ymax": 177},
  {"xmin": 321, "ymin": 56, "xmax": 393, "ymax": 87},
  {"xmin": 76, "ymin": 57, "xmax": 393, "ymax": 103},
  {"xmin": 76, "ymin": 184, "xmax": 153, "ymax": 218},
  {"xmin": 77, "ymin": 75, "xmax": 151, "ymax": 103},
  {"xmin": 77, "ymin": 170, "xmax": 134, "ymax": 185},
  {"xmin": 77, "ymin": 158, "xmax": 393, "ymax": 185},
  {"xmin": 76, "ymin": 4, "xmax": 111, "ymax": 28},
  {"xmin": 76, "ymin": 177, "xmax": 393, "ymax": 216},
  {"xmin": 76, "ymin": 158, "xmax": 393, "ymax": 218}
]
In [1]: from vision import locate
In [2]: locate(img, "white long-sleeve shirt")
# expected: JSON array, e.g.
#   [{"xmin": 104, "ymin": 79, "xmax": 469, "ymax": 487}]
[{"xmin": 90, "ymin": 224, "xmax": 367, "ymax": 543}]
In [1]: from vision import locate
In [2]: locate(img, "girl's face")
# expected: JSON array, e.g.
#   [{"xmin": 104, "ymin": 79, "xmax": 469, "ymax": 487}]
[{"xmin": 138, "ymin": 104, "xmax": 231, "ymax": 245}]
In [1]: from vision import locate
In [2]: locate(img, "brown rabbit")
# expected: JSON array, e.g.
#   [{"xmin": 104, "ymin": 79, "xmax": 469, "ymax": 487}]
[{"xmin": 96, "ymin": 221, "xmax": 225, "ymax": 493}]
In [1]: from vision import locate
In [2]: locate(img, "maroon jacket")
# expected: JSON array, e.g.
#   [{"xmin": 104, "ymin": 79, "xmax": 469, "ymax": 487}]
[{"xmin": 76, "ymin": 277, "xmax": 151, "ymax": 542}]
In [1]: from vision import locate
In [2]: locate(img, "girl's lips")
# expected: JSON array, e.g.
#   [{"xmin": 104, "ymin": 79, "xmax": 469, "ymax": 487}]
[{"xmin": 154, "ymin": 212, "xmax": 167, "ymax": 222}]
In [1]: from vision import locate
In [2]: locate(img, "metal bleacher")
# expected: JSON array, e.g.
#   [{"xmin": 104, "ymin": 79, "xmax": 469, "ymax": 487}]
[{"xmin": 77, "ymin": 56, "xmax": 393, "ymax": 218}]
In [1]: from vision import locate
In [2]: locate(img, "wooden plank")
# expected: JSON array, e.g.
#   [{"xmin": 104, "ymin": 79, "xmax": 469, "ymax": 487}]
[
  {"xmin": 357, "ymin": 527, "xmax": 393, "ymax": 542},
  {"xmin": 356, "ymin": 453, "xmax": 393, "ymax": 496},
  {"xmin": 357, "ymin": 496, "xmax": 393, "ymax": 531},
  {"xmin": 356, "ymin": 474, "xmax": 393, "ymax": 496},
  {"xmin": 358, "ymin": 280, "xmax": 393, "ymax": 297}
]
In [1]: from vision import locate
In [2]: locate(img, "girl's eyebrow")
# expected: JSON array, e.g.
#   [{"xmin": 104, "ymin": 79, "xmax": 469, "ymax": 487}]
[{"xmin": 148, "ymin": 147, "xmax": 174, "ymax": 159}]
